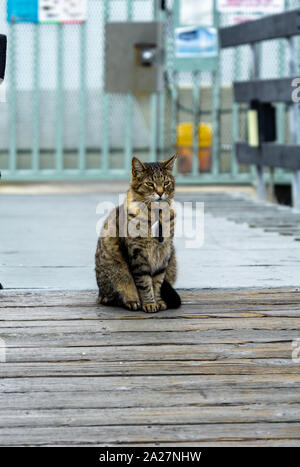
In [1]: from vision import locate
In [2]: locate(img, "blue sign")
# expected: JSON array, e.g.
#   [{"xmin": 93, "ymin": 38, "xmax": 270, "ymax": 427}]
[
  {"xmin": 7, "ymin": 0, "xmax": 39, "ymax": 24},
  {"xmin": 175, "ymin": 26, "xmax": 217, "ymax": 58}
]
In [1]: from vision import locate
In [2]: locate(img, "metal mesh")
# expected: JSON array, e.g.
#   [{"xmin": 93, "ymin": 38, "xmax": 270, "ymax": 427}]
[
  {"xmin": 1, "ymin": 0, "xmax": 300, "ymax": 182},
  {"xmin": 219, "ymin": 0, "xmax": 300, "ymax": 180}
]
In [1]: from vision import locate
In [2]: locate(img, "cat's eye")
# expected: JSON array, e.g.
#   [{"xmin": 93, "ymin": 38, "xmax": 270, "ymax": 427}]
[
  {"xmin": 146, "ymin": 182, "xmax": 154, "ymax": 187},
  {"xmin": 164, "ymin": 181, "xmax": 170, "ymax": 186}
]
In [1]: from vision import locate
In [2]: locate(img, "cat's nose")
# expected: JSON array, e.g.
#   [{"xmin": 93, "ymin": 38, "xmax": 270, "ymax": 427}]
[{"xmin": 156, "ymin": 187, "xmax": 164, "ymax": 198}]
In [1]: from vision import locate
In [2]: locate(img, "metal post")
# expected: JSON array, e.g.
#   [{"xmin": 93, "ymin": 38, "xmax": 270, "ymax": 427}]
[
  {"xmin": 192, "ymin": 70, "xmax": 200, "ymax": 176},
  {"xmin": 211, "ymin": 69, "xmax": 220, "ymax": 176},
  {"xmin": 275, "ymin": 37, "xmax": 286, "ymax": 183},
  {"xmin": 250, "ymin": 42, "xmax": 266, "ymax": 201},
  {"xmin": 288, "ymin": 36, "xmax": 300, "ymax": 209},
  {"xmin": 170, "ymin": 70, "xmax": 178, "ymax": 176},
  {"xmin": 269, "ymin": 168, "xmax": 275, "ymax": 203},
  {"xmin": 277, "ymin": 40, "xmax": 286, "ymax": 145},
  {"xmin": 56, "ymin": 25, "xmax": 64, "ymax": 172},
  {"xmin": 150, "ymin": 93, "xmax": 158, "ymax": 161},
  {"xmin": 101, "ymin": 0, "xmax": 111, "ymax": 173},
  {"xmin": 78, "ymin": 22, "xmax": 87, "ymax": 172},
  {"xmin": 124, "ymin": 0, "xmax": 133, "ymax": 173},
  {"xmin": 157, "ymin": 1, "xmax": 166, "ymax": 162},
  {"xmin": 9, "ymin": 24, "xmax": 17, "ymax": 173},
  {"xmin": 231, "ymin": 46, "xmax": 241, "ymax": 177},
  {"xmin": 158, "ymin": 84, "xmax": 166, "ymax": 161},
  {"xmin": 32, "ymin": 24, "xmax": 40, "ymax": 172},
  {"xmin": 211, "ymin": 7, "xmax": 220, "ymax": 177},
  {"xmin": 150, "ymin": 0, "xmax": 161, "ymax": 162}
]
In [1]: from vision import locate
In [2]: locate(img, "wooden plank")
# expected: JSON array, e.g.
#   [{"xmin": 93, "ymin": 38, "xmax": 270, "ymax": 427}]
[
  {"xmin": 73, "ymin": 440, "xmax": 300, "ymax": 446},
  {"xmin": 2, "ymin": 303, "xmax": 300, "ymax": 320},
  {"xmin": 1, "ymin": 404, "xmax": 300, "ymax": 428},
  {"xmin": 2, "ymin": 374, "xmax": 300, "ymax": 394},
  {"xmin": 1, "ymin": 288, "xmax": 300, "ymax": 307},
  {"xmin": 0, "ymin": 359, "xmax": 299, "ymax": 378},
  {"xmin": 220, "ymin": 9, "xmax": 300, "ymax": 47},
  {"xmin": 236, "ymin": 142, "xmax": 300, "ymax": 170},
  {"xmin": 0, "ymin": 423, "xmax": 300, "ymax": 446},
  {"xmin": 1, "ymin": 387, "xmax": 299, "ymax": 410},
  {"xmin": 0, "ymin": 291, "xmax": 97, "ymax": 308},
  {"xmin": 2, "ymin": 329, "xmax": 298, "ymax": 347},
  {"xmin": 234, "ymin": 78, "xmax": 297, "ymax": 103},
  {"xmin": 4, "ymin": 342, "xmax": 292, "ymax": 363},
  {"xmin": 2, "ymin": 306, "xmax": 300, "ymax": 320},
  {"xmin": 1, "ymin": 316, "xmax": 300, "ymax": 331},
  {"xmin": 235, "ymin": 143, "xmax": 262, "ymax": 166},
  {"xmin": 1, "ymin": 287, "xmax": 300, "ymax": 446},
  {"xmin": 261, "ymin": 144, "xmax": 300, "ymax": 170}
]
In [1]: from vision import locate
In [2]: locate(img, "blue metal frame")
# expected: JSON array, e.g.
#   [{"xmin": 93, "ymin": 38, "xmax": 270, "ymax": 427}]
[{"xmin": 4, "ymin": 0, "xmax": 295, "ymax": 185}]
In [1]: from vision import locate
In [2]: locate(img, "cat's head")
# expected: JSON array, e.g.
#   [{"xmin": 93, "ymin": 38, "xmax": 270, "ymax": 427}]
[{"xmin": 130, "ymin": 155, "xmax": 177, "ymax": 203}]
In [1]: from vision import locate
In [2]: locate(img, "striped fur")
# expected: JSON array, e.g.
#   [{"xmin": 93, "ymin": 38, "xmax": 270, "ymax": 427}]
[{"xmin": 95, "ymin": 155, "xmax": 181, "ymax": 313}]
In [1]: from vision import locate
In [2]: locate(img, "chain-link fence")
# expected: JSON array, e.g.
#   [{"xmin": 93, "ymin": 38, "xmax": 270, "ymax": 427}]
[
  {"xmin": 1, "ymin": 0, "xmax": 300, "ymax": 182},
  {"xmin": 219, "ymin": 0, "xmax": 300, "ymax": 182}
]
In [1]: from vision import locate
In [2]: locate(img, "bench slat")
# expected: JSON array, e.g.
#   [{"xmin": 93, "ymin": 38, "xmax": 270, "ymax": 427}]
[
  {"xmin": 220, "ymin": 9, "xmax": 300, "ymax": 48},
  {"xmin": 236, "ymin": 142, "xmax": 300, "ymax": 170}
]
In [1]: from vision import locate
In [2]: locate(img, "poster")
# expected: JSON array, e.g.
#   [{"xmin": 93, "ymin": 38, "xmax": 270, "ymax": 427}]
[
  {"xmin": 218, "ymin": 0, "xmax": 284, "ymax": 13},
  {"xmin": 7, "ymin": 0, "xmax": 87, "ymax": 24},
  {"xmin": 7, "ymin": 0, "xmax": 39, "ymax": 23},
  {"xmin": 39, "ymin": 0, "xmax": 87, "ymax": 24},
  {"xmin": 175, "ymin": 26, "xmax": 217, "ymax": 58}
]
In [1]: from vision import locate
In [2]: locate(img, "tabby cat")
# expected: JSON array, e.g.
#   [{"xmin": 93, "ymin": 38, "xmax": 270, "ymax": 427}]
[{"xmin": 95, "ymin": 155, "xmax": 181, "ymax": 313}]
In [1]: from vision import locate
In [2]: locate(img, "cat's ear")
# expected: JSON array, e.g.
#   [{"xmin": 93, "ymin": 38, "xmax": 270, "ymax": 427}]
[
  {"xmin": 162, "ymin": 154, "xmax": 177, "ymax": 171},
  {"xmin": 132, "ymin": 157, "xmax": 146, "ymax": 176}
]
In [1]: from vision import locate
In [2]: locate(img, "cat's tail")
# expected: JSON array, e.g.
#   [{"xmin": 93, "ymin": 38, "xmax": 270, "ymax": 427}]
[{"xmin": 161, "ymin": 280, "xmax": 181, "ymax": 309}]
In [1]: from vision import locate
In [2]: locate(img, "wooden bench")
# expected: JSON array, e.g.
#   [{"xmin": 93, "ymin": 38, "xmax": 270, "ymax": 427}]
[{"xmin": 220, "ymin": 9, "xmax": 300, "ymax": 208}]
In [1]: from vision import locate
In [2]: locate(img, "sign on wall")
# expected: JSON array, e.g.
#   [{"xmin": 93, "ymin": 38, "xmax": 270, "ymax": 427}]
[
  {"xmin": 218, "ymin": 0, "xmax": 284, "ymax": 13},
  {"xmin": 173, "ymin": 0, "xmax": 218, "ymax": 71},
  {"xmin": 39, "ymin": 0, "xmax": 87, "ymax": 24},
  {"xmin": 175, "ymin": 26, "xmax": 217, "ymax": 58},
  {"xmin": 7, "ymin": 0, "xmax": 39, "ymax": 23},
  {"xmin": 7, "ymin": 0, "xmax": 87, "ymax": 24}
]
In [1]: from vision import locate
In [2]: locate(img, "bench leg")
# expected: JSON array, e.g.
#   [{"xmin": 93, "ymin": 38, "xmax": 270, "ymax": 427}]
[
  {"xmin": 256, "ymin": 165, "xmax": 266, "ymax": 201},
  {"xmin": 292, "ymin": 171, "xmax": 300, "ymax": 210},
  {"xmin": 269, "ymin": 167, "xmax": 275, "ymax": 203}
]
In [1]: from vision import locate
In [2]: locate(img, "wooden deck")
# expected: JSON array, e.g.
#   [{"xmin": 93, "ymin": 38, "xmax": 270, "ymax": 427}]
[{"xmin": 1, "ymin": 288, "xmax": 300, "ymax": 446}]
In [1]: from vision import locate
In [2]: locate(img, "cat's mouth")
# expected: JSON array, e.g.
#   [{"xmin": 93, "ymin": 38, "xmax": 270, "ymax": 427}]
[
  {"xmin": 154, "ymin": 193, "xmax": 166, "ymax": 201},
  {"xmin": 147, "ymin": 194, "xmax": 171, "ymax": 205}
]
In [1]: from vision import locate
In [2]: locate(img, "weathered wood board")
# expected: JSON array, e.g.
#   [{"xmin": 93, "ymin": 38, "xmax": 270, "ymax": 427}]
[{"xmin": 0, "ymin": 289, "xmax": 300, "ymax": 446}]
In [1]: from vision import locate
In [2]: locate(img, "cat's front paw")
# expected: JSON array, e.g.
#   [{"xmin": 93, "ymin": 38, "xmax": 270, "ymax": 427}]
[
  {"xmin": 97, "ymin": 295, "xmax": 109, "ymax": 305},
  {"xmin": 157, "ymin": 300, "xmax": 167, "ymax": 311},
  {"xmin": 142, "ymin": 302, "xmax": 160, "ymax": 313},
  {"xmin": 125, "ymin": 301, "xmax": 141, "ymax": 311}
]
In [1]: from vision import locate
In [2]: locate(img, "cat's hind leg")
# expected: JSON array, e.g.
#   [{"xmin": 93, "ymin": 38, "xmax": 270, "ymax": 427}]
[
  {"xmin": 153, "ymin": 269, "xmax": 168, "ymax": 311},
  {"xmin": 97, "ymin": 267, "xmax": 140, "ymax": 310},
  {"xmin": 164, "ymin": 246, "xmax": 177, "ymax": 285},
  {"xmin": 96, "ymin": 242, "xmax": 140, "ymax": 310},
  {"xmin": 161, "ymin": 247, "xmax": 181, "ymax": 309}
]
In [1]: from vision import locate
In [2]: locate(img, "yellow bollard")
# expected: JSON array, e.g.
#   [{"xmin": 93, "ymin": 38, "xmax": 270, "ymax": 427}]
[{"xmin": 177, "ymin": 123, "xmax": 212, "ymax": 173}]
